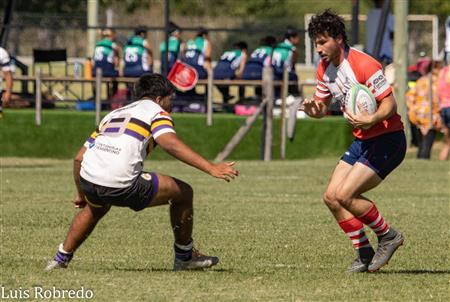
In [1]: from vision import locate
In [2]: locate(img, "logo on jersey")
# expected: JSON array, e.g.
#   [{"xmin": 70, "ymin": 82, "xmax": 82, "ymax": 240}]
[
  {"xmin": 89, "ymin": 141, "xmax": 95, "ymax": 149},
  {"xmin": 141, "ymin": 173, "xmax": 152, "ymax": 181},
  {"xmin": 368, "ymin": 70, "xmax": 389, "ymax": 93}
]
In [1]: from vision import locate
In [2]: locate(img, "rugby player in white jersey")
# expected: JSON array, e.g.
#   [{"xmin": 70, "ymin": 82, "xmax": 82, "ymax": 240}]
[{"xmin": 46, "ymin": 74, "xmax": 238, "ymax": 271}]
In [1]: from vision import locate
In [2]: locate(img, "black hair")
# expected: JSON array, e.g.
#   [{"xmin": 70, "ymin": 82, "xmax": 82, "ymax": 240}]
[
  {"xmin": 233, "ymin": 41, "xmax": 248, "ymax": 50},
  {"xmin": 261, "ymin": 36, "xmax": 276, "ymax": 47},
  {"xmin": 197, "ymin": 27, "xmax": 208, "ymax": 37},
  {"xmin": 285, "ymin": 26, "xmax": 299, "ymax": 40},
  {"xmin": 134, "ymin": 73, "xmax": 175, "ymax": 100},
  {"xmin": 307, "ymin": 9, "xmax": 348, "ymax": 45},
  {"xmin": 134, "ymin": 27, "xmax": 147, "ymax": 36},
  {"xmin": 169, "ymin": 21, "xmax": 181, "ymax": 34}
]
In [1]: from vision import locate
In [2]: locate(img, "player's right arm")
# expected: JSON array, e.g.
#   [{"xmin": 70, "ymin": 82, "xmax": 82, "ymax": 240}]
[
  {"xmin": 73, "ymin": 146, "xmax": 87, "ymax": 208},
  {"xmin": 155, "ymin": 132, "xmax": 239, "ymax": 182},
  {"xmin": 299, "ymin": 62, "xmax": 331, "ymax": 118},
  {"xmin": 299, "ymin": 97, "xmax": 330, "ymax": 118}
]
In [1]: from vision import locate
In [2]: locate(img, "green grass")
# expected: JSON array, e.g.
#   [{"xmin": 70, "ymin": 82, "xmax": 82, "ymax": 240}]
[
  {"xmin": 1, "ymin": 157, "xmax": 449, "ymax": 301},
  {"xmin": 0, "ymin": 109, "xmax": 353, "ymax": 160}
]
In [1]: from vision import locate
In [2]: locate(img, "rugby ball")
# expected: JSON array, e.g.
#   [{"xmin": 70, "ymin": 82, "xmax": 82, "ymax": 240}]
[{"xmin": 344, "ymin": 84, "xmax": 377, "ymax": 117}]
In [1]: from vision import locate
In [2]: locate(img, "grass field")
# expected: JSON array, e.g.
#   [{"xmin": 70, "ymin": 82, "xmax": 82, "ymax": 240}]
[{"xmin": 1, "ymin": 157, "xmax": 449, "ymax": 301}]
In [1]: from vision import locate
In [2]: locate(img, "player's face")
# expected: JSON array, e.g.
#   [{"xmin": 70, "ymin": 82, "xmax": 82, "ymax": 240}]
[{"xmin": 314, "ymin": 33, "xmax": 342, "ymax": 66}]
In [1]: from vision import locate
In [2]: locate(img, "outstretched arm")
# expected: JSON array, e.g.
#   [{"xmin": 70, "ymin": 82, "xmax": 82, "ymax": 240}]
[{"xmin": 155, "ymin": 132, "xmax": 238, "ymax": 182}]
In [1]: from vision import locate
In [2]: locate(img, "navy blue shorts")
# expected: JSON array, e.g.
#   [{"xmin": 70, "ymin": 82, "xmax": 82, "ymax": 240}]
[
  {"xmin": 440, "ymin": 107, "xmax": 450, "ymax": 129},
  {"xmin": 80, "ymin": 172, "xmax": 159, "ymax": 212},
  {"xmin": 341, "ymin": 130, "xmax": 406, "ymax": 179}
]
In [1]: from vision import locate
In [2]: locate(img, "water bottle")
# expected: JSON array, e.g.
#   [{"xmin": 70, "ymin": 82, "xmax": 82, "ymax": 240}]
[{"xmin": 74, "ymin": 62, "xmax": 81, "ymax": 79}]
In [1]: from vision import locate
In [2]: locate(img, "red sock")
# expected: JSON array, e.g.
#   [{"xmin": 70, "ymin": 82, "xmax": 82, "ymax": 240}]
[
  {"xmin": 358, "ymin": 204, "xmax": 390, "ymax": 237},
  {"xmin": 338, "ymin": 217, "xmax": 371, "ymax": 249}
]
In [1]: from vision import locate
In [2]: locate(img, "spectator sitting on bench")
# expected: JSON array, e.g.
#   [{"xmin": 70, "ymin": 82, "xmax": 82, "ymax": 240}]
[
  {"xmin": 123, "ymin": 27, "xmax": 153, "ymax": 77},
  {"xmin": 242, "ymin": 36, "xmax": 276, "ymax": 99},
  {"xmin": 213, "ymin": 41, "xmax": 248, "ymax": 107}
]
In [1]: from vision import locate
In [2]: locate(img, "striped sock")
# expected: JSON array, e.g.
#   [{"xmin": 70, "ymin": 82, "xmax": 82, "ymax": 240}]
[
  {"xmin": 338, "ymin": 217, "xmax": 371, "ymax": 249},
  {"xmin": 174, "ymin": 241, "xmax": 193, "ymax": 261},
  {"xmin": 54, "ymin": 243, "xmax": 73, "ymax": 265},
  {"xmin": 358, "ymin": 204, "xmax": 390, "ymax": 238}
]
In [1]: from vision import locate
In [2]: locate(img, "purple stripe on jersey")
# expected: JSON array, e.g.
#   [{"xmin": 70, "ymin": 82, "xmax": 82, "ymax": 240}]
[
  {"xmin": 87, "ymin": 137, "xmax": 95, "ymax": 143},
  {"xmin": 105, "ymin": 127, "xmax": 120, "ymax": 133},
  {"xmin": 152, "ymin": 124, "xmax": 173, "ymax": 135},
  {"xmin": 124, "ymin": 128, "xmax": 145, "ymax": 141}
]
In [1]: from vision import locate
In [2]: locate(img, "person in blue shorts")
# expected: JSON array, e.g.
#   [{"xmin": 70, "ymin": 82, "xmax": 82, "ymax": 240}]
[
  {"xmin": 213, "ymin": 41, "xmax": 248, "ymax": 106},
  {"xmin": 45, "ymin": 74, "xmax": 238, "ymax": 272},
  {"xmin": 242, "ymin": 36, "xmax": 276, "ymax": 98},
  {"xmin": 123, "ymin": 27, "xmax": 153, "ymax": 77},
  {"xmin": 182, "ymin": 28, "xmax": 212, "ymax": 80}
]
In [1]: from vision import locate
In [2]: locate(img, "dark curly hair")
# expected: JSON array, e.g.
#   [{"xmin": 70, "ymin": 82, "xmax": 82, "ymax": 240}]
[
  {"xmin": 134, "ymin": 73, "xmax": 175, "ymax": 100},
  {"xmin": 307, "ymin": 9, "xmax": 348, "ymax": 45}
]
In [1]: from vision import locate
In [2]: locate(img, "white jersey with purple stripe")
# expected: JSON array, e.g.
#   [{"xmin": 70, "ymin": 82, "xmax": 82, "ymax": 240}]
[{"xmin": 80, "ymin": 99, "xmax": 175, "ymax": 188}]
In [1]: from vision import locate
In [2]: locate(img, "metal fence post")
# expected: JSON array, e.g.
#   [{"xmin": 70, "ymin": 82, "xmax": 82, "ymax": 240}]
[
  {"xmin": 207, "ymin": 69, "xmax": 213, "ymax": 126},
  {"xmin": 280, "ymin": 68, "xmax": 289, "ymax": 159},
  {"xmin": 262, "ymin": 67, "xmax": 273, "ymax": 161},
  {"xmin": 35, "ymin": 68, "xmax": 42, "ymax": 126},
  {"xmin": 95, "ymin": 68, "xmax": 102, "ymax": 125}
]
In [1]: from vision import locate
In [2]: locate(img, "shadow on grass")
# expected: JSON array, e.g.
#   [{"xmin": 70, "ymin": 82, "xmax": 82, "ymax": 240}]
[
  {"xmin": 377, "ymin": 269, "xmax": 450, "ymax": 275},
  {"xmin": 106, "ymin": 267, "xmax": 236, "ymax": 273},
  {"xmin": 2, "ymin": 164, "xmax": 55, "ymax": 169}
]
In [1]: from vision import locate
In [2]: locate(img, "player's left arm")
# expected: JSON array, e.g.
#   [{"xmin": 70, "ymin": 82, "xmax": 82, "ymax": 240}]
[
  {"xmin": 73, "ymin": 146, "xmax": 87, "ymax": 208},
  {"xmin": 345, "ymin": 92, "xmax": 396, "ymax": 130},
  {"xmin": 156, "ymin": 132, "xmax": 238, "ymax": 182}
]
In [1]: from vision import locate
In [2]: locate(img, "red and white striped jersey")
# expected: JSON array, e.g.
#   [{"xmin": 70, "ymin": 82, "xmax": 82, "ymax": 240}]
[{"xmin": 315, "ymin": 46, "xmax": 403, "ymax": 140}]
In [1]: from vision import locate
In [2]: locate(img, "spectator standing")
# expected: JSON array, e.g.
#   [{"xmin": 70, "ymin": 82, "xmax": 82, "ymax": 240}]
[
  {"xmin": 406, "ymin": 61, "xmax": 442, "ymax": 159},
  {"xmin": 0, "ymin": 47, "xmax": 12, "ymax": 118},
  {"xmin": 437, "ymin": 60, "xmax": 450, "ymax": 160}
]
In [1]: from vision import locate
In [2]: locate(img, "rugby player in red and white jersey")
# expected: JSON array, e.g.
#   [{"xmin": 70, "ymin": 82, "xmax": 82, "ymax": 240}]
[
  {"xmin": 300, "ymin": 10, "xmax": 406, "ymax": 273},
  {"xmin": 46, "ymin": 74, "xmax": 238, "ymax": 272}
]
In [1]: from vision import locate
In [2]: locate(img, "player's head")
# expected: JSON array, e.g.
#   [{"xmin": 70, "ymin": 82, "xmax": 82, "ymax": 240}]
[
  {"xmin": 308, "ymin": 9, "xmax": 348, "ymax": 46},
  {"xmin": 134, "ymin": 27, "xmax": 147, "ymax": 37},
  {"xmin": 197, "ymin": 27, "xmax": 209, "ymax": 38},
  {"xmin": 261, "ymin": 36, "xmax": 276, "ymax": 48},
  {"xmin": 134, "ymin": 74, "xmax": 175, "ymax": 111},
  {"xmin": 169, "ymin": 21, "xmax": 181, "ymax": 37},
  {"xmin": 308, "ymin": 9, "xmax": 347, "ymax": 64},
  {"xmin": 233, "ymin": 41, "xmax": 248, "ymax": 51},
  {"xmin": 285, "ymin": 26, "xmax": 300, "ymax": 45},
  {"xmin": 101, "ymin": 28, "xmax": 115, "ymax": 40}
]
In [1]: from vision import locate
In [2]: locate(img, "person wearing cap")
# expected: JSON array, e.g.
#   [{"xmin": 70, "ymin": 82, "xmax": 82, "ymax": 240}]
[
  {"xmin": 159, "ymin": 21, "xmax": 185, "ymax": 75},
  {"xmin": 182, "ymin": 28, "xmax": 212, "ymax": 79},
  {"xmin": 272, "ymin": 27, "xmax": 300, "ymax": 96},
  {"xmin": 123, "ymin": 27, "xmax": 153, "ymax": 77}
]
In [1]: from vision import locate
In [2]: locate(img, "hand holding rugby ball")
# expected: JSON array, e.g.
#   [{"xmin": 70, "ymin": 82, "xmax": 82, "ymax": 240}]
[{"xmin": 343, "ymin": 84, "xmax": 377, "ymax": 129}]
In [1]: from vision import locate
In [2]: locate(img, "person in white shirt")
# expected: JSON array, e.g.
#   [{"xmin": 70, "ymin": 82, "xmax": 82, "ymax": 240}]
[
  {"xmin": 0, "ymin": 47, "xmax": 13, "ymax": 117},
  {"xmin": 46, "ymin": 74, "xmax": 239, "ymax": 272}
]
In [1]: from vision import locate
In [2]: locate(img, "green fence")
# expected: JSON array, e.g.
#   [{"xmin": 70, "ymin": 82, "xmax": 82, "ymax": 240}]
[{"xmin": 0, "ymin": 110, "xmax": 353, "ymax": 160}]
